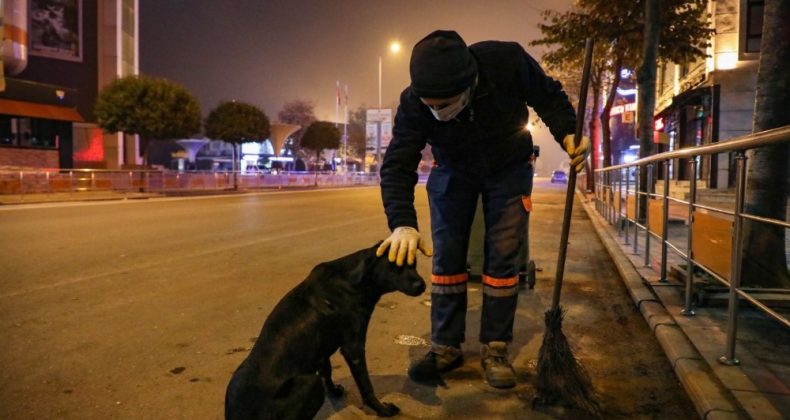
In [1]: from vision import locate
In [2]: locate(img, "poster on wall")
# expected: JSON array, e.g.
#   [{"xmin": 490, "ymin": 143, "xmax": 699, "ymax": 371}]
[{"xmin": 29, "ymin": 0, "xmax": 82, "ymax": 62}]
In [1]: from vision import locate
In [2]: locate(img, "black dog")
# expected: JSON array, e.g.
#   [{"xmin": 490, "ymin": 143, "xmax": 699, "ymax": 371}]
[{"xmin": 225, "ymin": 243, "xmax": 426, "ymax": 419}]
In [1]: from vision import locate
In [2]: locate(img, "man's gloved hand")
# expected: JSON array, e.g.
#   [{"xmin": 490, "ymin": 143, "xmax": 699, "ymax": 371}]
[
  {"xmin": 376, "ymin": 227, "xmax": 433, "ymax": 266},
  {"xmin": 562, "ymin": 134, "xmax": 590, "ymax": 173}
]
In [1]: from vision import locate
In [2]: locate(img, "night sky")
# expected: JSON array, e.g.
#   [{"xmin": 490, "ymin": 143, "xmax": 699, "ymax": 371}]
[{"xmin": 140, "ymin": 0, "xmax": 573, "ymax": 171}]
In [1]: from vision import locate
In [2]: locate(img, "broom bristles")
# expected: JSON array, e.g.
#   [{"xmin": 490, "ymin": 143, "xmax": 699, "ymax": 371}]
[{"xmin": 535, "ymin": 306, "xmax": 601, "ymax": 417}]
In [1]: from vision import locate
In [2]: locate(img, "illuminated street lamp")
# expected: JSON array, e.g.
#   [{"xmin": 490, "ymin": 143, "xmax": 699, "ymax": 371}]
[
  {"xmin": 379, "ymin": 41, "xmax": 401, "ymax": 110},
  {"xmin": 376, "ymin": 41, "xmax": 401, "ymax": 167}
]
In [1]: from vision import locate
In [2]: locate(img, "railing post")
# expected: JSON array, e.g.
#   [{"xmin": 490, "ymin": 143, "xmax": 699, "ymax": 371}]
[
  {"xmin": 682, "ymin": 158, "xmax": 697, "ymax": 316},
  {"xmin": 624, "ymin": 167, "xmax": 631, "ymax": 245},
  {"xmin": 613, "ymin": 170, "xmax": 619, "ymax": 226},
  {"xmin": 617, "ymin": 168, "xmax": 624, "ymax": 236},
  {"xmin": 608, "ymin": 170, "xmax": 614, "ymax": 224},
  {"xmin": 660, "ymin": 161, "xmax": 670, "ymax": 282},
  {"xmin": 633, "ymin": 165, "xmax": 640, "ymax": 255},
  {"xmin": 594, "ymin": 171, "xmax": 600, "ymax": 213},
  {"xmin": 601, "ymin": 171, "xmax": 607, "ymax": 216},
  {"xmin": 608, "ymin": 171, "xmax": 613, "ymax": 224},
  {"xmin": 602, "ymin": 171, "xmax": 608, "ymax": 221},
  {"xmin": 601, "ymin": 172, "xmax": 609, "ymax": 220},
  {"xmin": 644, "ymin": 164, "xmax": 653, "ymax": 267},
  {"xmin": 601, "ymin": 171, "xmax": 609, "ymax": 222},
  {"xmin": 719, "ymin": 151, "xmax": 747, "ymax": 366}
]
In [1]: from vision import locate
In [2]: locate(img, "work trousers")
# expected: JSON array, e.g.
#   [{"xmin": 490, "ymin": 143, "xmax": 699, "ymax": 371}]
[{"xmin": 427, "ymin": 161, "xmax": 533, "ymax": 346}]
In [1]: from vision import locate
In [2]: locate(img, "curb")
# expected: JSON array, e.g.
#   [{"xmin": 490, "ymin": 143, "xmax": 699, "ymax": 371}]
[
  {"xmin": 0, "ymin": 184, "xmax": 384, "ymax": 206},
  {"xmin": 0, "ymin": 194, "xmax": 161, "ymax": 206},
  {"xmin": 577, "ymin": 192, "xmax": 744, "ymax": 420}
]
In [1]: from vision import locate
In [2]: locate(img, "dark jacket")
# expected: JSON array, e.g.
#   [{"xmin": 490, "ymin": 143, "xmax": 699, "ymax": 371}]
[{"xmin": 380, "ymin": 40, "xmax": 576, "ymax": 231}]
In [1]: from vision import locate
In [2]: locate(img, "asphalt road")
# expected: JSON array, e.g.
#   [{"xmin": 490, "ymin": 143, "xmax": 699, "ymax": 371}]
[{"xmin": 0, "ymin": 181, "xmax": 696, "ymax": 419}]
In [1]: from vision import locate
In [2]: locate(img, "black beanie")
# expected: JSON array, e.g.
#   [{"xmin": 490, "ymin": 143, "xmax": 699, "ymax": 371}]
[{"xmin": 410, "ymin": 30, "xmax": 478, "ymax": 99}]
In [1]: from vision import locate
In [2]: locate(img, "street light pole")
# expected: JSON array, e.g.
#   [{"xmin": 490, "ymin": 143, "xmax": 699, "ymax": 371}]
[
  {"xmin": 374, "ymin": 41, "xmax": 400, "ymax": 171},
  {"xmin": 343, "ymin": 84, "xmax": 348, "ymax": 171},
  {"xmin": 376, "ymin": 55, "xmax": 383, "ymax": 168},
  {"xmin": 379, "ymin": 56, "xmax": 381, "ymax": 109}
]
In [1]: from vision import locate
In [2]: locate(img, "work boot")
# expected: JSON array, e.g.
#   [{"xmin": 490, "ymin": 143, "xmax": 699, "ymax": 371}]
[
  {"xmin": 408, "ymin": 344, "xmax": 464, "ymax": 384},
  {"xmin": 481, "ymin": 341, "xmax": 516, "ymax": 389}
]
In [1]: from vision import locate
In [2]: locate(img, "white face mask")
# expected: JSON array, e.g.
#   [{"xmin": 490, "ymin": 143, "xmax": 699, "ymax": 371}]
[{"xmin": 427, "ymin": 89, "xmax": 470, "ymax": 121}]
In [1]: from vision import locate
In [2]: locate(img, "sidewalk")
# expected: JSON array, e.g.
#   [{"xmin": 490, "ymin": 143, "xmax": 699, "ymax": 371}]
[{"xmin": 579, "ymin": 190, "xmax": 790, "ymax": 419}]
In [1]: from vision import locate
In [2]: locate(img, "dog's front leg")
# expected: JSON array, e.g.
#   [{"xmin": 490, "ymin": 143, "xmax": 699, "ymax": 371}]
[
  {"xmin": 341, "ymin": 342, "xmax": 399, "ymax": 417},
  {"xmin": 319, "ymin": 358, "xmax": 344, "ymax": 398}
]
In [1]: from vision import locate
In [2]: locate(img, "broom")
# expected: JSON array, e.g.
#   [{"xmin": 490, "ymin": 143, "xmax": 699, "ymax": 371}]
[{"xmin": 534, "ymin": 38, "xmax": 601, "ymax": 416}]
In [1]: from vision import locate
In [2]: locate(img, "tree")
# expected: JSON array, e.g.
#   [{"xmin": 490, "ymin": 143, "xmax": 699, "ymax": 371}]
[
  {"xmin": 95, "ymin": 75, "xmax": 201, "ymax": 165},
  {"xmin": 533, "ymin": 0, "xmax": 712, "ymax": 171},
  {"xmin": 532, "ymin": 21, "xmax": 608, "ymax": 191},
  {"xmin": 532, "ymin": 6, "xmax": 638, "ymax": 177},
  {"xmin": 205, "ymin": 101, "xmax": 270, "ymax": 189},
  {"xmin": 346, "ymin": 106, "xmax": 368, "ymax": 162},
  {"xmin": 634, "ymin": 0, "xmax": 660, "ymax": 159},
  {"xmin": 277, "ymin": 100, "xmax": 316, "ymax": 158},
  {"xmin": 300, "ymin": 121, "xmax": 340, "ymax": 185},
  {"xmin": 741, "ymin": 0, "xmax": 790, "ymax": 288}
]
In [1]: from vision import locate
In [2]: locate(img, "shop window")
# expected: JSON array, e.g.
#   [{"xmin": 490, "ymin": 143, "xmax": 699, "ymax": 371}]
[
  {"xmin": 0, "ymin": 118, "xmax": 13, "ymax": 145},
  {"xmin": 0, "ymin": 116, "xmax": 61, "ymax": 149}
]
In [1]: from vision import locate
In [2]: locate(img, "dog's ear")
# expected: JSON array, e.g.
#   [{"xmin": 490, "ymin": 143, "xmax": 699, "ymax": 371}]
[{"xmin": 317, "ymin": 248, "xmax": 377, "ymax": 285}]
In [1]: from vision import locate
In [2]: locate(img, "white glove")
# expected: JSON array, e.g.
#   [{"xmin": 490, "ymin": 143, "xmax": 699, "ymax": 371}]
[
  {"xmin": 376, "ymin": 227, "xmax": 433, "ymax": 266},
  {"xmin": 562, "ymin": 134, "xmax": 590, "ymax": 172}
]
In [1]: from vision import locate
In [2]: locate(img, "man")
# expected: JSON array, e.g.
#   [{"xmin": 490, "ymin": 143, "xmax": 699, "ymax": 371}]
[{"xmin": 376, "ymin": 30, "xmax": 589, "ymax": 389}]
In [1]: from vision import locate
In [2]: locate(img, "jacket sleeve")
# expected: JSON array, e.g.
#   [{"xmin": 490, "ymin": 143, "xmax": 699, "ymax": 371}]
[
  {"xmin": 380, "ymin": 91, "xmax": 428, "ymax": 231},
  {"xmin": 516, "ymin": 45, "xmax": 577, "ymax": 144}
]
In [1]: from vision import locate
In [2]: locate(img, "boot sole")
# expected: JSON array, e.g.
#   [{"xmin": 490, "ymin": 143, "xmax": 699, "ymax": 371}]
[{"xmin": 486, "ymin": 377, "xmax": 516, "ymax": 389}]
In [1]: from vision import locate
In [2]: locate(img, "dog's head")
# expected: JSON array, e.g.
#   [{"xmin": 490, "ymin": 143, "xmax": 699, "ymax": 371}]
[
  {"xmin": 320, "ymin": 243, "xmax": 426, "ymax": 297},
  {"xmin": 365, "ymin": 247, "xmax": 427, "ymax": 296}
]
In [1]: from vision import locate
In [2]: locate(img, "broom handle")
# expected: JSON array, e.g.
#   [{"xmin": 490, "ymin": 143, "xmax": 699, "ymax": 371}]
[{"xmin": 551, "ymin": 38, "xmax": 594, "ymax": 311}]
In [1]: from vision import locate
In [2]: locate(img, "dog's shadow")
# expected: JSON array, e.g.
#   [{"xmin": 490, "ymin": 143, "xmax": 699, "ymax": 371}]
[{"xmin": 314, "ymin": 371, "xmax": 446, "ymax": 419}]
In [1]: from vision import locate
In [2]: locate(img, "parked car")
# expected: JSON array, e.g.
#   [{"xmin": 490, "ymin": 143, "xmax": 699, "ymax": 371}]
[{"xmin": 550, "ymin": 170, "xmax": 567, "ymax": 184}]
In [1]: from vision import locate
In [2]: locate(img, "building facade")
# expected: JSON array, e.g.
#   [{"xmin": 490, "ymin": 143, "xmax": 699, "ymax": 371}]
[
  {"xmin": 606, "ymin": 0, "xmax": 763, "ymax": 192},
  {"xmin": 652, "ymin": 0, "xmax": 762, "ymax": 190},
  {"xmin": 0, "ymin": 0, "xmax": 138, "ymax": 170}
]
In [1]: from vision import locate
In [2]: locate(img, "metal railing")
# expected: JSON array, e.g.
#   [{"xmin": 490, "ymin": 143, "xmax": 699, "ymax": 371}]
[
  {"xmin": 0, "ymin": 168, "xmax": 381, "ymax": 196},
  {"xmin": 592, "ymin": 125, "xmax": 790, "ymax": 365}
]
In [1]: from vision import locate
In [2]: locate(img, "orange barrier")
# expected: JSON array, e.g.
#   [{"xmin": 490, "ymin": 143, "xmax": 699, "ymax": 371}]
[
  {"xmin": 627, "ymin": 195, "xmax": 636, "ymax": 219},
  {"xmin": 691, "ymin": 209, "xmax": 733, "ymax": 281},
  {"xmin": 648, "ymin": 198, "xmax": 664, "ymax": 236}
]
